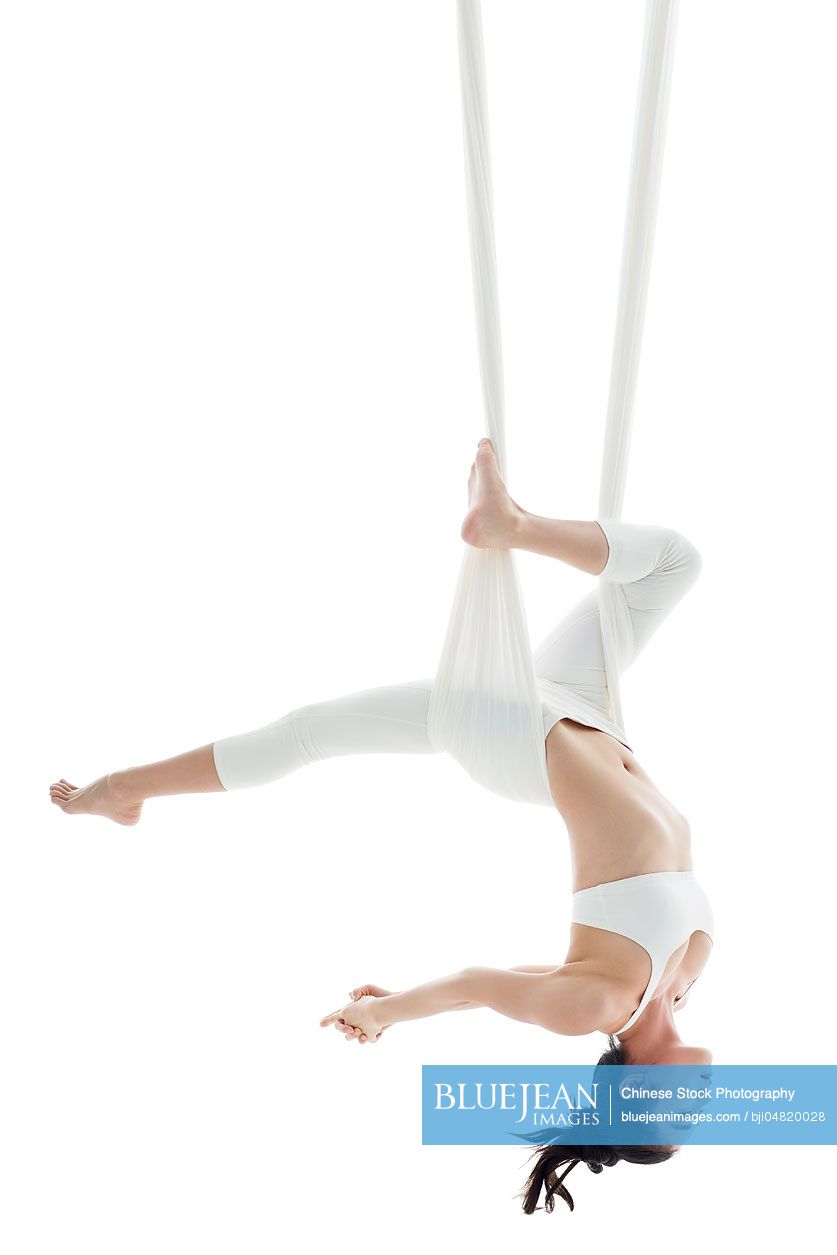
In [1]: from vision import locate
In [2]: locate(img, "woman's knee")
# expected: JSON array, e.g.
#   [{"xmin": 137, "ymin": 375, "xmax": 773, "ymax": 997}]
[{"xmin": 662, "ymin": 530, "xmax": 703, "ymax": 584}]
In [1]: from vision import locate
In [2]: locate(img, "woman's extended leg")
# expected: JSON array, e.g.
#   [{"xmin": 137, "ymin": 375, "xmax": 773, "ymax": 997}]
[{"xmin": 49, "ymin": 680, "xmax": 438, "ymax": 824}]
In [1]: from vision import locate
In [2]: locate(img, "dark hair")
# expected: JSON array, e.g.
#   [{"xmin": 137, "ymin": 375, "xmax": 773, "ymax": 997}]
[{"xmin": 519, "ymin": 1036, "xmax": 677, "ymax": 1215}]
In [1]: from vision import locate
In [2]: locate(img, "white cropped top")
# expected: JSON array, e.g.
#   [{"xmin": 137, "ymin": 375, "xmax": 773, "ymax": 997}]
[{"xmin": 571, "ymin": 871, "xmax": 714, "ymax": 1034}]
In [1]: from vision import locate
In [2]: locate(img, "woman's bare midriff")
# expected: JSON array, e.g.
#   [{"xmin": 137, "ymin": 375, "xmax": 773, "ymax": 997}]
[
  {"xmin": 545, "ymin": 718, "xmax": 694, "ymax": 893},
  {"xmin": 546, "ymin": 718, "xmax": 710, "ymax": 1016}
]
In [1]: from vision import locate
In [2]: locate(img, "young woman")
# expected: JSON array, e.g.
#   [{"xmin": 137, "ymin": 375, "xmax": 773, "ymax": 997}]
[{"xmin": 50, "ymin": 437, "xmax": 713, "ymax": 1211}]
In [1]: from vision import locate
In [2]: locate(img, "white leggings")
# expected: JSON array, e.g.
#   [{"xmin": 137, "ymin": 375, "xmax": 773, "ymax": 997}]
[{"xmin": 211, "ymin": 521, "xmax": 702, "ymax": 791}]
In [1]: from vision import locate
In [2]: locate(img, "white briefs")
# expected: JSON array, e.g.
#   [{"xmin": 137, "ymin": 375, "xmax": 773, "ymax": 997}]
[{"xmin": 211, "ymin": 520, "xmax": 703, "ymax": 795}]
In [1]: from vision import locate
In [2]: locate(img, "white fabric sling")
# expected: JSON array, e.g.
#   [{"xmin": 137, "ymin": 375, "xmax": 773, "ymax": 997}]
[{"xmin": 427, "ymin": 0, "xmax": 680, "ymax": 805}]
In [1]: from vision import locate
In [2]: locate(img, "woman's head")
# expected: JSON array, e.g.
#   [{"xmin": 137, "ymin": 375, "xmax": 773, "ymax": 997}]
[{"xmin": 519, "ymin": 1036, "xmax": 677, "ymax": 1215}]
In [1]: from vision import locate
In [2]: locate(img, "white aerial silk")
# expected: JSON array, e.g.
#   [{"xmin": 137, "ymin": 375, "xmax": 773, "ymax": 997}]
[{"xmin": 427, "ymin": 0, "xmax": 680, "ymax": 805}]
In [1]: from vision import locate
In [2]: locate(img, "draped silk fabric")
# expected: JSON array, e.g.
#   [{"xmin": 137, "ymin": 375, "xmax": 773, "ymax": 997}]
[{"xmin": 427, "ymin": 0, "xmax": 680, "ymax": 805}]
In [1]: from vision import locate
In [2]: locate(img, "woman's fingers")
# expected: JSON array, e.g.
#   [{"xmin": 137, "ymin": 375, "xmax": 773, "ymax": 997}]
[
  {"xmin": 320, "ymin": 1009, "xmax": 364, "ymax": 1041},
  {"xmin": 350, "ymin": 984, "xmax": 391, "ymax": 1000}
]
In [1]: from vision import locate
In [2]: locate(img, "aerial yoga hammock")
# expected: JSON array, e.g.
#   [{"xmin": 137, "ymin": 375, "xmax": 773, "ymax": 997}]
[
  {"xmin": 427, "ymin": 0, "xmax": 681, "ymax": 806},
  {"xmin": 199, "ymin": 0, "xmax": 690, "ymax": 811},
  {"xmin": 50, "ymin": 0, "xmax": 714, "ymax": 1211}
]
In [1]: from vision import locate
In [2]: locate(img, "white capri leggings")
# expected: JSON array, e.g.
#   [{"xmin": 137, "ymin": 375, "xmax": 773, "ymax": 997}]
[{"xmin": 211, "ymin": 520, "xmax": 702, "ymax": 791}]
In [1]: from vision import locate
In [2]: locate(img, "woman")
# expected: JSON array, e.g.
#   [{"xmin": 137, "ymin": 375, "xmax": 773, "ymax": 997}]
[{"xmin": 50, "ymin": 437, "xmax": 713, "ymax": 1211}]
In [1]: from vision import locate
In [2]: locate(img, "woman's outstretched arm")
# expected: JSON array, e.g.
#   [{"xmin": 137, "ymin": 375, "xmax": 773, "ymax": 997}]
[{"xmin": 320, "ymin": 964, "xmax": 617, "ymax": 1043}]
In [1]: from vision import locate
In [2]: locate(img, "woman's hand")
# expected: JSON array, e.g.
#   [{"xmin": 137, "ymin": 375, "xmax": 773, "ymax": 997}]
[{"xmin": 319, "ymin": 989, "xmax": 391, "ymax": 1044}]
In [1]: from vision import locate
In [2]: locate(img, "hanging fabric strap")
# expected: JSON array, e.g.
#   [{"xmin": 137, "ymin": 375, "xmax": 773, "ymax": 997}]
[
  {"xmin": 426, "ymin": 0, "xmax": 549, "ymax": 805},
  {"xmin": 598, "ymin": 0, "xmax": 680, "ymax": 732},
  {"xmin": 428, "ymin": 0, "xmax": 680, "ymax": 805}
]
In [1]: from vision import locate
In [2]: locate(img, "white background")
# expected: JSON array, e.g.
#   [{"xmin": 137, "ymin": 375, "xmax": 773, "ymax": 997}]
[{"xmin": 2, "ymin": 0, "xmax": 836, "ymax": 1249}]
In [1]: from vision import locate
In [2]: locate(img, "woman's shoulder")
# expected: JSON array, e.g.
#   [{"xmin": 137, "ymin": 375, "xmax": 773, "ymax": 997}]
[{"xmin": 544, "ymin": 963, "xmax": 637, "ymax": 1037}]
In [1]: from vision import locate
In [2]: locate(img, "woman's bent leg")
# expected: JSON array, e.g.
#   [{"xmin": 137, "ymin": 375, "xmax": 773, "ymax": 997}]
[
  {"xmin": 530, "ymin": 521, "xmax": 703, "ymax": 706},
  {"xmin": 460, "ymin": 438, "xmax": 702, "ymax": 716}
]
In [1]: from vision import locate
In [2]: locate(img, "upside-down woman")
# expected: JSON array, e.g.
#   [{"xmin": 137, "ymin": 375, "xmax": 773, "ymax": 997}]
[{"xmin": 50, "ymin": 437, "xmax": 713, "ymax": 1212}]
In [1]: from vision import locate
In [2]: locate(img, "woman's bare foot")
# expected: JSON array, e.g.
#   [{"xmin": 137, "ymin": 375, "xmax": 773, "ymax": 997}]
[
  {"xmin": 49, "ymin": 772, "xmax": 143, "ymax": 826},
  {"xmin": 460, "ymin": 438, "xmax": 526, "ymax": 549}
]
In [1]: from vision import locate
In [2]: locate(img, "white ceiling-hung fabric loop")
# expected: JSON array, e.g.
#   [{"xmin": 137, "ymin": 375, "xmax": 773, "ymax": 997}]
[
  {"xmin": 598, "ymin": 0, "xmax": 680, "ymax": 734},
  {"xmin": 453, "ymin": 0, "xmax": 507, "ymax": 478},
  {"xmin": 427, "ymin": 0, "xmax": 550, "ymax": 807},
  {"xmin": 428, "ymin": 0, "xmax": 680, "ymax": 806}
]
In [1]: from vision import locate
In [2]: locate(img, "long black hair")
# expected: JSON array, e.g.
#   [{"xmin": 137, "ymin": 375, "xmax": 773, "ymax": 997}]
[{"xmin": 519, "ymin": 1036, "xmax": 678, "ymax": 1214}]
